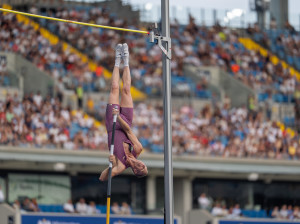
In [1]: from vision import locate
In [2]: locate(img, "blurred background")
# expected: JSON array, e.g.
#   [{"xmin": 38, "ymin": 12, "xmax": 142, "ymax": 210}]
[{"xmin": 0, "ymin": 0, "xmax": 300, "ymax": 223}]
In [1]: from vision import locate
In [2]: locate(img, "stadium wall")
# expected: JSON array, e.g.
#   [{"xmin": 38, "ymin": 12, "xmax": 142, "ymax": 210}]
[
  {"xmin": 185, "ymin": 65, "xmax": 255, "ymax": 107},
  {"xmin": 0, "ymin": 52, "xmax": 54, "ymax": 97},
  {"xmin": 0, "ymin": 203, "xmax": 18, "ymax": 224},
  {"xmin": 19, "ymin": 212, "xmax": 181, "ymax": 224}
]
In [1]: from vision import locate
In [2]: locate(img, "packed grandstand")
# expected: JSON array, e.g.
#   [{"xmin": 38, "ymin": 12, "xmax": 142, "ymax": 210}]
[{"xmin": 0, "ymin": 5, "xmax": 299, "ymax": 159}]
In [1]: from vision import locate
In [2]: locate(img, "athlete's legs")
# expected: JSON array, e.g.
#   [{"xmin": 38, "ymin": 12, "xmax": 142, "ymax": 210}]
[
  {"xmin": 120, "ymin": 43, "xmax": 133, "ymax": 108},
  {"xmin": 108, "ymin": 44, "xmax": 122, "ymax": 105}
]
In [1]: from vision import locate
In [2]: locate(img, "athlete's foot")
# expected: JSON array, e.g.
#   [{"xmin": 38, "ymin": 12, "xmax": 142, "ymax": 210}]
[
  {"xmin": 115, "ymin": 43, "xmax": 122, "ymax": 67},
  {"xmin": 122, "ymin": 43, "xmax": 129, "ymax": 67}
]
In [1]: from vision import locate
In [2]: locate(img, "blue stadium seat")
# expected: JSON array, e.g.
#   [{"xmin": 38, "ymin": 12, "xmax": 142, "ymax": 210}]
[
  {"xmin": 151, "ymin": 144, "xmax": 164, "ymax": 153},
  {"xmin": 39, "ymin": 205, "xmax": 64, "ymax": 213},
  {"xmin": 242, "ymin": 209, "xmax": 268, "ymax": 218}
]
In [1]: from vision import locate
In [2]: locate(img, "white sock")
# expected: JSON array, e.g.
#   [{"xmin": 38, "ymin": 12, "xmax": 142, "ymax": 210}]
[
  {"xmin": 123, "ymin": 57, "xmax": 129, "ymax": 67},
  {"xmin": 115, "ymin": 57, "xmax": 121, "ymax": 67},
  {"xmin": 122, "ymin": 43, "xmax": 129, "ymax": 67}
]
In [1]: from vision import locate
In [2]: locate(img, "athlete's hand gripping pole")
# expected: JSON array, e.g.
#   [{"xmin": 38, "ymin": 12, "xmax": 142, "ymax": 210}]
[{"xmin": 106, "ymin": 106, "xmax": 118, "ymax": 224}]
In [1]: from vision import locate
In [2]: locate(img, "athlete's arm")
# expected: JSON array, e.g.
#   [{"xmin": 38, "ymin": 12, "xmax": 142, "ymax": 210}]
[
  {"xmin": 99, "ymin": 155, "xmax": 126, "ymax": 181},
  {"xmin": 113, "ymin": 108, "xmax": 143, "ymax": 156}
]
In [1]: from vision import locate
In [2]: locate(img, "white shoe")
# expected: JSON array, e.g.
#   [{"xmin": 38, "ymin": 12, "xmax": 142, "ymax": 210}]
[
  {"xmin": 122, "ymin": 43, "xmax": 129, "ymax": 58},
  {"xmin": 115, "ymin": 44, "xmax": 122, "ymax": 58}
]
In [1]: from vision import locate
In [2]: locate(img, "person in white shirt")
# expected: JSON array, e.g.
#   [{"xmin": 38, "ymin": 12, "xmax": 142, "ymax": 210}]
[
  {"xmin": 76, "ymin": 198, "xmax": 87, "ymax": 214},
  {"xmin": 279, "ymin": 204, "xmax": 289, "ymax": 219},
  {"xmin": 111, "ymin": 202, "xmax": 121, "ymax": 214},
  {"xmin": 232, "ymin": 204, "xmax": 241, "ymax": 217},
  {"xmin": 198, "ymin": 193, "xmax": 211, "ymax": 210},
  {"xmin": 120, "ymin": 202, "xmax": 131, "ymax": 215},
  {"xmin": 33, "ymin": 91, "xmax": 43, "ymax": 109},
  {"xmin": 63, "ymin": 199, "xmax": 75, "ymax": 213},
  {"xmin": 211, "ymin": 203, "xmax": 223, "ymax": 217},
  {"xmin": 86, "ymin": 201, "xmax": 100, "ymax": 215},
  {"xmin": 0, "ymin": 185, "xmax": 5, "ymax": 203}
]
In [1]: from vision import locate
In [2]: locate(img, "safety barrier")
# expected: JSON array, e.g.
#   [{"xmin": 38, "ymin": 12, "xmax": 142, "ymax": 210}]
[{"xmin": 20, "ymin": 213, "xmax": 180, "ymax": 224}]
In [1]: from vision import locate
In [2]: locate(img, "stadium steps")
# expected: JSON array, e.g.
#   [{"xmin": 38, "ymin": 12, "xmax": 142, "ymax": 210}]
[
  {"xmin": 239, "ymin": 37, "xmax": 300, "ymax": 81},
  {"xmin": 184, "ymin": 65, "xmax": 255, "ymax": 107},
  {"xmin": 2, "ymin": 4, "xmax": 146, "ymax": 101}
]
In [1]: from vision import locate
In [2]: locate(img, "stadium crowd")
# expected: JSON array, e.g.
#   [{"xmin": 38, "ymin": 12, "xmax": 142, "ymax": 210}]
[
  {"xmin": 11, "ymin": 196, "xmax": 132, "ymax": 215},
  {"xmin": 133, "ymin": 101, "xmax": 300, "ymax": 159},
  {"xmin": 0, "ymin": 91, "xmax": 298, "ymax": 160},
  {"xmin": 0, "ymin": 92, "xmax": 107, "ymax": 150},
  {"xmin": 248, "ymin": 21, "xmax": 300, "ymax": 71},
  {"xmin": 0, "ymin": 12, "xmax": 108, "ymax": 92},
  {"xmin": 35, "ymin": 7, "xmax": 298, "ymax": 100},
  {"xmin": 198, "ymin": 193, "xmax": 300, "ymax": 220},
  {"xmin": 1, "ymin": 6, "xmax": 297, "ymax": 100}
]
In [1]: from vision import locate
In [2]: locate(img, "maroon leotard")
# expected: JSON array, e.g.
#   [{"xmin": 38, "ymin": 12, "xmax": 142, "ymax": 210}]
[{"xmin": 105, "ymin": 104, "xmax": 137, "ymax": 168}]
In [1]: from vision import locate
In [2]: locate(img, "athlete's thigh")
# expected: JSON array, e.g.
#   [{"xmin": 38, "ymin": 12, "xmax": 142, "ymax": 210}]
[
  {"xmin": 120, "ymin": 91, "xmax": 133, "ymax": 108},
  {"xmin": 108, "ymin": 91, "xmax": 120, "ymax": 105}
]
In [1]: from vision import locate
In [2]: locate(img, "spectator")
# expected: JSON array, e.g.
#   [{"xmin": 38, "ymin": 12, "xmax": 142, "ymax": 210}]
[
  {"xmin": 198, "ymin": 193, "xmax": 211, "ymax": 210},
  {"xmin": 265, "ymin": 94, "xmax": 273, "ymax": 120},
  {"xmin": 120, "ymin": 202, "xmax": 131, "ymax": 215},
  {"xmin": 287, "ymin": 205, "xmax": 293, "ymax": 219},
  {"xmin": 86, "ymin": 201, "xmax": 100, "ymax": 215},
  {"xmin": 226, "ymin": 206, "xmax": 235, "ymax": 219},
  {"xmin": 279, "ymin": 204, "xmax": 289, "ymax": 219},
  {"xmin": 271, "ymin": 206, "xmax": 280, "ymax": 219},
  {"xmin": 56, "ymin": 77, "xmax": 65, "ymax": 103},
  {"xmin": 22, "ymin": 198, "xmax": 36, "ymax": 212},
  {"xmin": 31, "ymin": 198, "xmax": 40, "ymax": 212},
  {"xmin": 293, "ymin": 206, "xmax": 300, "ymax": 220},
  {"xmin": 63, "ymin": 199, "xmax": 75, "ymax": 213},
  {"xmin": 76, "ymin": 85, "xmax": 83, "ymax": 109},
  {"xmin": 232, "ymin": 204, "xmax": 241, "ymax": 217},
  {"xmin": 33, "ymin": 91, "xmax": 43, "ymax": 110},
  {"xmin": 0, "ymin": 185, "xmax": 4, "ymax": 203},
  {"xmin": 86, "ymin": 97, "xmax": 94, "ymax": 114},
  {"xmin": 76, "ymin": 198, "xmax": 88, "ymax": 214},
  {"xmin": 111, "ymin": 202, "xmax": 121, "ymax": 214},
  {"xmin": 211, "ymin": 203, "xmax": 223, "ymax": 217},
  {"xmin": 221, "ymin": 205, "xmax": 229, "ymax": 217},
  {"xmin": 12, "ymin": 200, "xmax": 20, "ymax": 210}
]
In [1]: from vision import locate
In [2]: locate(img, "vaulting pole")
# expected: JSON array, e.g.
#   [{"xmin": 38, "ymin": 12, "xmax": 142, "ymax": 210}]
[
  {"xmin": 161, "ymin": 0, "xmax": 174, "ymax": 223},
  {"xmin": 106, "ymin": 109, "xmax": 118, "ymax": 224}
]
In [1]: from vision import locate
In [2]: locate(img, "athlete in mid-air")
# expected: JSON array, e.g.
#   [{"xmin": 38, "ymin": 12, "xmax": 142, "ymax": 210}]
[{"xmin": 99, "ymin": 43, "xmax": 148, "ymax": 181}]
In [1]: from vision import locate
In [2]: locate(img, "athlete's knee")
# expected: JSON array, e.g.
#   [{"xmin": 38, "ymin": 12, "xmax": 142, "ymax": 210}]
[
  {"xmin": 110, "ymin": 81, "xmax": 119, "ymax": 93},
  {"xmin": 122, "ymin": 83, "xmax": 131, "ymax": 95}
]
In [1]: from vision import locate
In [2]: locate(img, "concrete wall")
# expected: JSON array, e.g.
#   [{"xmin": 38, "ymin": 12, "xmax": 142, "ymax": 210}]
[
  {"xmin": 0, "ymin": 52, "xmax": 54, "ymax": 97},
  {"xmin": 174, "ymin": 178, "xmax": 193, "ymax": 224},
  {"xmin": 0, "ymin": 204, "xmax": 18, "ymax": 224},
  {"xmin": 185, "ymin": 65, "xmax": 255, "ymax": 107},
  {"xmin": 219, "ymin": 69, "xmax": 254, "ymax": 108},
  {"xmin": 189, "ymin": 209, "xmax": 213, "ymax": 224}
]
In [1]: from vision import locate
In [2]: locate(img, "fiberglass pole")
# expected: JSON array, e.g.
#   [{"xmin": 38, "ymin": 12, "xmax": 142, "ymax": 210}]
[{"xmin": 161, "ymin": 0, "xmax": 174, "ymax": 224}]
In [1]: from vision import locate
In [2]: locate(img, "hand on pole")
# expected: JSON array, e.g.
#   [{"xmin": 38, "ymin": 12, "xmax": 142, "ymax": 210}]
[
  {"xmin": 112, "ymin": 108, "xmax": 119, "ymax": 116},
  {"xmin": 109, "ymin": 155, "xmax": 117, "ymax": 167}
]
